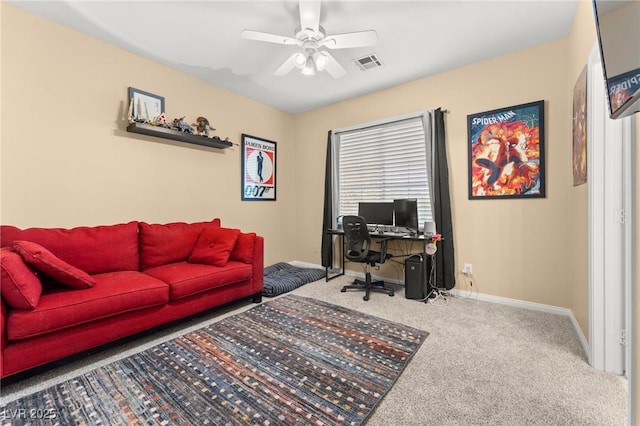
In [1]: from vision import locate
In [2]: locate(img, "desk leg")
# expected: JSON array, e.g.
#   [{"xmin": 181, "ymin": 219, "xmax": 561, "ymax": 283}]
[{"xmin": 325, "ymin": 233, "xmax": 345, "ymax": 281}]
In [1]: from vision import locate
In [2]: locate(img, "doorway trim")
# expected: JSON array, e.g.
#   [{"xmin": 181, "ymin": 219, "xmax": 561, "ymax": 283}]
[{"xmin": 587, "ymin": 44, "xmax": 635, "ymax": 377}]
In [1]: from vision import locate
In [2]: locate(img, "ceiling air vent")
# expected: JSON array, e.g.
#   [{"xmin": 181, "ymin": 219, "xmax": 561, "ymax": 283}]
[{"xmin": 353, "ymin": 53, "xmax": 383, "ymax": 71}]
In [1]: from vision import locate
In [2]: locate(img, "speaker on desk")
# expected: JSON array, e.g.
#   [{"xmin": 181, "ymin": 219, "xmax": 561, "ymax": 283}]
[
  {"xmin": 423, "ymin": 221, "xmax": 436, "ymax": 235},
  {"xmin": 405, "ymin": 254, "xmax": 431, "ymax": 299}
]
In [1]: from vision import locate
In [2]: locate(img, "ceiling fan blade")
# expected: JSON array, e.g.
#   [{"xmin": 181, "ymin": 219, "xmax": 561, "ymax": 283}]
[
  {"xmin": 299, "ymin": 0, "xmax": 321, "ymax": 32},
  {"xmin": 274, "ymin": 53, "xmax": 303, "ymax": 76},
  {"xmin": 322, "ymin": 30, "xmax": 378, "ymax": 49},
  {"xmin": 241, "ymin": 29, "xmax": 298, "ymax": 45},
  {"xmin": 318, "ymin": 51, "xmax": 346, "ymax": 79}
]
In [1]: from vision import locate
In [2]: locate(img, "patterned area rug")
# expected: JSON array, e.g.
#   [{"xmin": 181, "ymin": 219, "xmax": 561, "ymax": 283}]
[{"xmin": 1, "ymin": 295, "xmax": 428, "ymax": 425}]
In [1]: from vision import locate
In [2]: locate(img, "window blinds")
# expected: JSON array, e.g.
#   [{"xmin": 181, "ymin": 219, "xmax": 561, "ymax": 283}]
[{"xmin": 335, "ymin": 116, "xmax": 433, "ymax": 223}]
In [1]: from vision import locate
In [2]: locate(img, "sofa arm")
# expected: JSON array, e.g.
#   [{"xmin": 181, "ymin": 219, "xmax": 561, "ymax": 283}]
[
  {"xmin": 251, "ymin": 236, "xmax": 264, "ymax": 294},
  {"xmin": 0, "ymin": 299, "xmax": 6, "ymax": 349},
  {"xmin": 0, "ymin": 298, "xmax": 7, "ymax": 377}
]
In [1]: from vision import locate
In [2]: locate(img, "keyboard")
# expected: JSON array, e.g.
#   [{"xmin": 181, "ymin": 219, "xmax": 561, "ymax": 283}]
[{"xmin": 376, "ymin": 231, "xmax": 409, "ymax": 237}]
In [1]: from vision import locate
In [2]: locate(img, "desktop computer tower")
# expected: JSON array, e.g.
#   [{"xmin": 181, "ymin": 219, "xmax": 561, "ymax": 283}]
[{"xmin": 405, "ymin": 254, "xmax": 431, "ymax": 299}]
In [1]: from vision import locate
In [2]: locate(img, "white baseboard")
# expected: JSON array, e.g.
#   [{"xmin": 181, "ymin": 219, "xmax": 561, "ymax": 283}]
[
  {"xmin": 448, "ymin": 288, "xmax": 589, "ymax": 357},
  {"xmin": 287, "ymin": 260, "xmax": 405, "ymax": 284},
  {"xmin": 566, "ymin": 310, "xmax": 589, "ymax": 358},
  {"xmin": 285, "ymin": 260, "xmax": 590, "ymax": 357},
  {"xmin": 287, "ymin": 260, "xmax": 324, "ymax": 269}
]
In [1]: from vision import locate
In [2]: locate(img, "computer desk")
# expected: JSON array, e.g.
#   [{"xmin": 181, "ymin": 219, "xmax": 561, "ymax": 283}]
[{"xmin": 325, "ymin": 228, "xmax": 431, "ymax": 281}]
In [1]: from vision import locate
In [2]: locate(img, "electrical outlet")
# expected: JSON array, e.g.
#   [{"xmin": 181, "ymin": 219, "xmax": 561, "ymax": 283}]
[{"xmin": 462, "ymin": 263, "xmax": 473, "ymax": 275}]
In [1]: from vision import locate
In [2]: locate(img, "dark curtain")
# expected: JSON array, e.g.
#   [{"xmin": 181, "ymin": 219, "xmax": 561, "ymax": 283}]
[
  {"xmin": 431, "ymin": 109, "xmax": 456, "ymax": 290},
  {"xmin": 321, "ymin": 131, "xmax": 333, "ymax": 267}
]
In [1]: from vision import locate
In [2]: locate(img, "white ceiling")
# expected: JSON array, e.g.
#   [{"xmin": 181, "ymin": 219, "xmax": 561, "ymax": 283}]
[{"xmin": 11, "ymin": 0, "xmax": 580, "ymax": 114}]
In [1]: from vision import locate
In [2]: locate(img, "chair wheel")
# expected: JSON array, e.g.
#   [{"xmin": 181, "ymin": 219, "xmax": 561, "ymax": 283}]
[
  {"xmin": 341, "ymin": 288, "xmax": 347, "ymax": 292},
  {"xmin": 389, "ymin": 292, "xmax": 394, "ymax": 297},
  {"xmin": 363, "ymin": 295, "xmax": 370, "ymax": 301}
]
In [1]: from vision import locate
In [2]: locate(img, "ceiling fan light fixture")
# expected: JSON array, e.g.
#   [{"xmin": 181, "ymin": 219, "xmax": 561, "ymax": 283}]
[
  {"xmin": 313, "ymin": 51, "xmax": 328, "ymax": 70},
  {"xmin": 301, "ymin": 56, "xmax": 316, "ymax": 76},
  {"xmin": 294, "ymin": 52, "xmax": 306, "ymax": 68}
]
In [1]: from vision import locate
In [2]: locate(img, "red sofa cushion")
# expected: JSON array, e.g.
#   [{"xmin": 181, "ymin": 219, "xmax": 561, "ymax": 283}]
[
  {"xmin": 13, "ymin": 241, "xmax": 96, "ymax": 289},
  {"xmin": 0, "ymin": 248, "xmax": 42, "ymax": 310},
  {"xmin": 188, "ymin": 227, "xmax": 240, "ymax": 267},
  {"xmin": 139, "ymin": 219, "xmax": 222, "ymax": 270},
  {"xmin": 144, "ymin": 261, "xmax": 252, "ymax": 300},
  {"xmin": 0, "ymin": 222, "xmax": 139, "ymax": 274},
  {"xmin": 229, "ymin": 232, "xmax": 256, "ymax": 264},
  {"xmin": 7, "ymin": 271, "xmax": 169, "ymax": 340}
]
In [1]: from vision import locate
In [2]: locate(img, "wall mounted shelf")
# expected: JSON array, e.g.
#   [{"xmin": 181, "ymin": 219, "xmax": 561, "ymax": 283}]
[{"xmin": 126, "ymin": 122, "xmax": 233, "ymax": 149}]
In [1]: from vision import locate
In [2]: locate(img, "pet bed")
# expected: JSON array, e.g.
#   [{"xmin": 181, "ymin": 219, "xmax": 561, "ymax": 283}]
[{"xmin": 263, "ymin": 262, "xmax": 326, "ymax": 297}]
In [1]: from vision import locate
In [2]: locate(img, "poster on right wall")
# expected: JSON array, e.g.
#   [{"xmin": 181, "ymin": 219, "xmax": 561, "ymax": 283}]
[
  {"xmin": 467, "ymin": 100, "xmax": 545, "ymax": 199},
  {"xmin": 572, "ymin": 66, "xmax": 588, "ymax": 186}
]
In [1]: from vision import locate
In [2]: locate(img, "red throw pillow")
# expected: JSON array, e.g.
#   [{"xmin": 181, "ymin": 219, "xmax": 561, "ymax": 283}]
[
  {"xmin": 188, "ymin": 228, "xmax": 241, "ymax": 267},
  {"xmin": 139, "ymin": 219, "xmax": 222, "ymax": 270},
  {"xmin": 229, "ymin": 232, "xmax": 256, "ymax": 264},
  {"xmin": 0, "ymin": 247, "xmax": 42, "ymax": 309},
  {"xmin": 13, "ymin": 241, "xmax": 96, "ymax": 289}
]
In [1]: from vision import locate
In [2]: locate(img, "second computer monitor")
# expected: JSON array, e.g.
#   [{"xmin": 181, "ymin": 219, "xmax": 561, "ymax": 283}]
[
  {"xmin": 394, "ymin": 199, "xmax": 419, "ymax": 233},
  {"xmin": 358, "ymin": 202, "xmax": 394, "ymax": 226}
]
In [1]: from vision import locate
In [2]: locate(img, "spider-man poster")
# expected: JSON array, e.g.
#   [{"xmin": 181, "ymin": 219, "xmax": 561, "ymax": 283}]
[{"xmin": 467, "ymin": 100, "xmax": 545, "ymax": 199}]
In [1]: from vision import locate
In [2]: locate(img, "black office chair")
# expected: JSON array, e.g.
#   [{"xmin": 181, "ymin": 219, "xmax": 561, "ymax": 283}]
[{"xmin": 340, "ymin": 215, "xmax": 395, "ymax": 301}]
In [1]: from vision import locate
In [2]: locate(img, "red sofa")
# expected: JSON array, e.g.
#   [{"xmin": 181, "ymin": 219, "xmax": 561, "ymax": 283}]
[{"xmin": 0, "ymin": 219, "xmax": 264, "ymax": 379}]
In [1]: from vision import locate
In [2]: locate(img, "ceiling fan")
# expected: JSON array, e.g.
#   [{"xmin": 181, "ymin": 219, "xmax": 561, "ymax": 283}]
[{"xmin": 241, "ymin": 0, "xmax": 377, "ymax": 78}]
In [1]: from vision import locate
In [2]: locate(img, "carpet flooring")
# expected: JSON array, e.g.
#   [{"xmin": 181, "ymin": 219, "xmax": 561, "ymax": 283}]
[
  {"xmin": 0, "ymin": 275, "xmax": 628, "ymax": 425},
  {"xmin": 0, "ymin": 294, "xmax": 427, "ymax": 425}
]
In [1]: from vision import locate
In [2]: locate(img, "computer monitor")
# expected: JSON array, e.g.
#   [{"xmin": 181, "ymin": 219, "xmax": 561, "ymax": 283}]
[
  {"xmin": 358, "ymin": 202, "xmax": 394, "ymax": 226},
  {"xmin": 394, "ymin": 199, "xmax": 419, "ymax": 234}
]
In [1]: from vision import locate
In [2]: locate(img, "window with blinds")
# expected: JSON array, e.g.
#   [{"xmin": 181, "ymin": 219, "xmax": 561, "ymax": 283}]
[{"xmin": 333, "ymin": 115, "xmax": 433, "ymax": 225}]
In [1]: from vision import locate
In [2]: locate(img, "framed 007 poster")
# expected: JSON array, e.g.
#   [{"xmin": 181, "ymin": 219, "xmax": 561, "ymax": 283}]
[
  {"xmin": 241, "ymin": 134, "xmax": 276, "ymax": 201},
  {"xmin": 467, "ymin": 100, "xmax": 545, "ymax": 199}
]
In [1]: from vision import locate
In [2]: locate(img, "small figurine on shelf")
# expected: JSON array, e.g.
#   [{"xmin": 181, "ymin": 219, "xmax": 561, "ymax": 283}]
[
  {"xmin": 425, "ymin": 233, "xmax": 442, "ymax": 256},
  {"xmin": 172, "ymin": 116, "xmax": 194, "ymax": 134},
  {"xmin": 127, "ymin": 99, "xmax": 134, "ymax": 123},
  {"xmin": 154, "ymin": 113, "xmax": 168, "ymax": 127},
  {"xmin": 194, "ymin": 116, "xmax": 214, "ymax": 137},
  {"xmin": 128, "ymin": 99, "xmax": 147, "ymax": 123}
]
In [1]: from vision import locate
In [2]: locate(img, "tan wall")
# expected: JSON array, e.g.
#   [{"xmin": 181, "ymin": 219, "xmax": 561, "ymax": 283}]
[
  {"xmin": 295, "ymin": 39, "xmax": 573, "ymax": 309},
  {"xmin": 0, "ymin": 4, "xmax": 297, "ymax": 266},
  {"xmin": 566, "ymin": 0, "xmax": 597, "ymax": 347}
]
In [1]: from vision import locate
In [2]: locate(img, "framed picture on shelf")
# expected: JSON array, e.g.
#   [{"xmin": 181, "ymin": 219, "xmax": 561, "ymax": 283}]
[
  {"xmin": 241, "ymin": 134, "xmax": 277, "ymax": 201},
  {"xmin": 467, "ymin": 100, "xmax": 545, "ymax": 199},
  {"xmin": 128, "ymin": 87, "xmax": 165, "ymax": 122}
]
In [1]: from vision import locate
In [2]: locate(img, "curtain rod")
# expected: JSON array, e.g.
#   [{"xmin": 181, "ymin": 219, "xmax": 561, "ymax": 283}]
[{"xmin": 333, "ymin": 108, "xmax": 449, "ymax": 135}]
